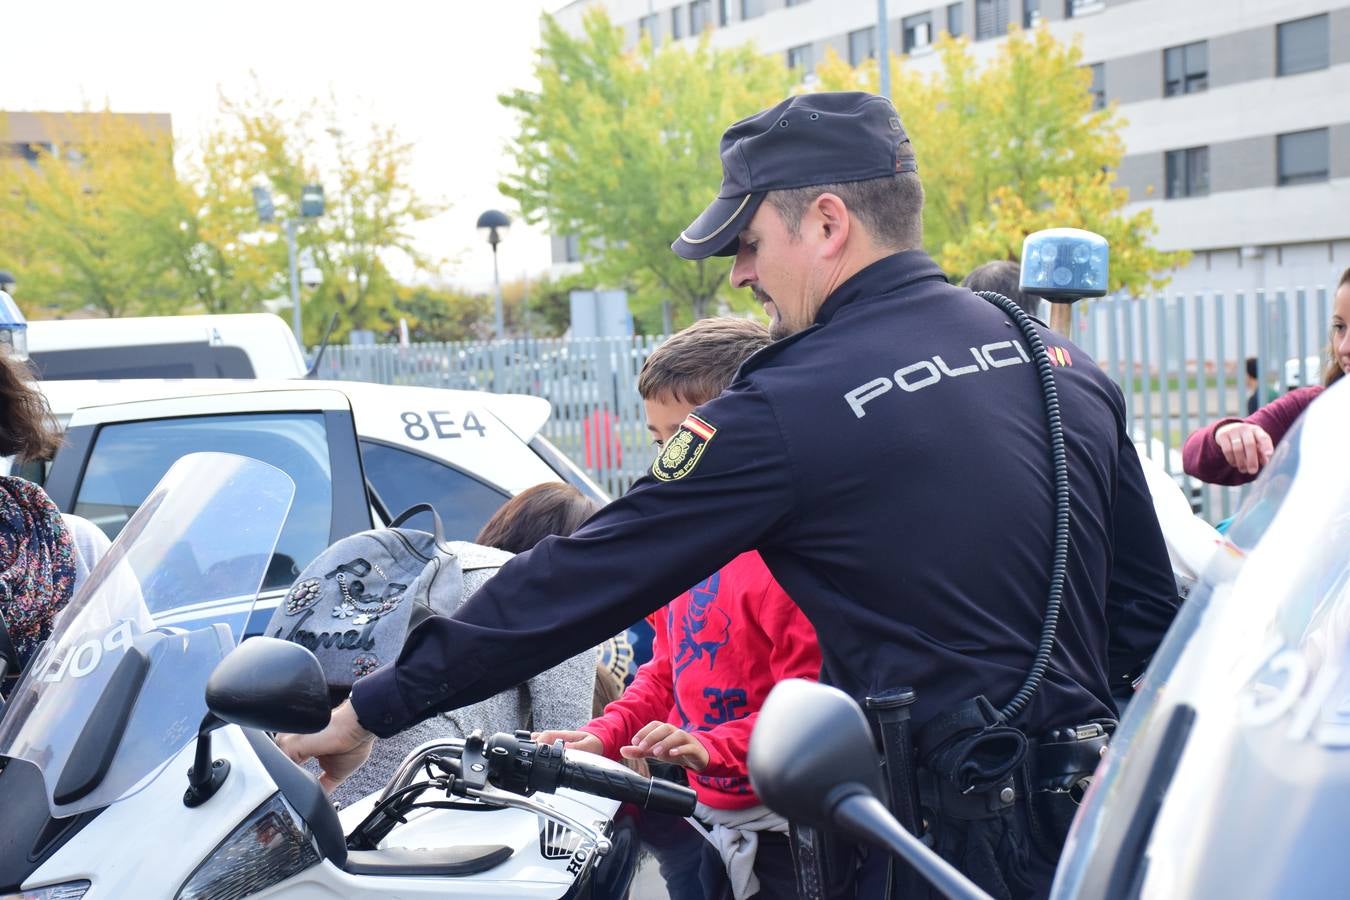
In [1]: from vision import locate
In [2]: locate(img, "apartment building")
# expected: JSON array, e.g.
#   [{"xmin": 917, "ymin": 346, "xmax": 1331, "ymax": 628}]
[
  {"xmin": 551, "ymin": 0, "xmax": 1350, "ymax": 295},
  {"xmin": 2, "ymin": 110, "xmax": 173, "ymax": 166}
]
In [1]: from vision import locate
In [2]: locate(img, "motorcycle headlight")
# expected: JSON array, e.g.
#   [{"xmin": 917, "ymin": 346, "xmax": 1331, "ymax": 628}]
[
  {"xmin": 175, "ymin": 794, "xmax": 320, "ymax": 900},
  {"xmin": 0, "ymin": 882, "xmax": 90, "ymax": 900}
]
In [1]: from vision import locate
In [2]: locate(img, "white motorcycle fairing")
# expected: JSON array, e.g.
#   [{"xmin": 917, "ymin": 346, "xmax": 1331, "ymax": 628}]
[{"xmin": 23, "ymin": 722, "xmax": 626, "ymax": 898}]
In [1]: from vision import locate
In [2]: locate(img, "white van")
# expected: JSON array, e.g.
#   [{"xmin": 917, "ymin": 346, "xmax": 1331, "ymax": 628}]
[{"xmin": 27, "ymin": 313, "xmax": 308, "ymax": 380}]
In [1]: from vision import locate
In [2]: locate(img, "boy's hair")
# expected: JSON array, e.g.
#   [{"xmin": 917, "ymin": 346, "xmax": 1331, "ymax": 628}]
[{"xmin": 638, "ymin": 317, "xmax": 772, "ymax": 406}]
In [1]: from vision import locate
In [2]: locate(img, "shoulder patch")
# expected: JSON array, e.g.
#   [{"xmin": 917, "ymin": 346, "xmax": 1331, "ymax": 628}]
[{"xmin": 652, "ymin": 414, "xmax": 717, "ymax": 482}]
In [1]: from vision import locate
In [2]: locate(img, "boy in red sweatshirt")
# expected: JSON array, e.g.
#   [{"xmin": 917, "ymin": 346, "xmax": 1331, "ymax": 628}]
[{"xmin": 539, "ymin": 317, "xmax": 821, "ymax": 900}]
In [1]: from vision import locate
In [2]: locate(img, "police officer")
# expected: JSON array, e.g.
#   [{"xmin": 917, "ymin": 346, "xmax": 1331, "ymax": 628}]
[{"xmin": 282, "ymin": 92, "xmax": 1178, "ymax": 897}]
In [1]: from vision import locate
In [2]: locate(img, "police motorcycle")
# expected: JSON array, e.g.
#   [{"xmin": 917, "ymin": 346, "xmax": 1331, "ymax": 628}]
[{"xmin": 0, "ymin": 452, "xmax": 694, "ymax": 900}]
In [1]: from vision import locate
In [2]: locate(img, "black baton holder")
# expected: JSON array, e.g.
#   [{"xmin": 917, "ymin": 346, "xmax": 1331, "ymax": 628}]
[{"xmin": 866, "ymin": 687, "xmax": 925, "ymax": 900}]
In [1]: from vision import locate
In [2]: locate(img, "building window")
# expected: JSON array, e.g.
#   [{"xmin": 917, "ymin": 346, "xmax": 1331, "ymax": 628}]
[
  {"xmin": 638, "ymin": 13, "xmax": 659, "ymax": 42},
  {"xmin": 1065, "ymin": 0, "xmax": 1103, "ymax": 16},
  {"xmin": 787, "ymin": 43, "xmax": 814, "ymax": 78},
  {"xmin": 1087, "ymin": 62, "xmax": 1105, "ymax": 110},
  {"xmin": 718, "ymin": 0, "xmax": 730, "ymax": 25},
  {"xmin": 3, "ymin": 141, "xmax": 53, "ymax": 163},
  {"xmin": 1277, "ymin": 14, "xmax": 1329, "ymax": 77},
  {"xmin": 903, "ymin": 13, "xmax": 933, "ymax": 53},
  {"xmin": 741, "ymin": 0, "xmax": 765, "ymax": 20},
  {"xmin": 1278, "ymin": 128, "xmax": 1330, "ymax": 186},
  {"xmin": 1163, "ymin": 41, "xmax": 1207, "ymax": 96},
  {"xmin": 849, "ymin": 26, "xmax": 877, "ymax": 65},
  {"xmin": 975, "ymin": 0, "xmax": 1009, "ymax": 40},
  {"xmin": 670, "ymin": 7, "xmax": 685, "ymax": 39},
  {"xmin": 1023, "ymin": 0, "xmax": 1040, "ymax": 28},
  {"xmin": 786, "ymin": 0, "xmax": 810, "ymax": 5},
  {"xmin": 1165, "ymin": 147, "xmax": 1209, "ymax": 198},
  {"xmin": 564, "ymin": 233, "xmax": 582, "ymax": 263},
  {"xmin": 689, "ymin": 0, "xmax": 711, "ymax": 33},
  {"xmin": 946, "ymin": 2, "xmax": 964, "ymax": 36}
]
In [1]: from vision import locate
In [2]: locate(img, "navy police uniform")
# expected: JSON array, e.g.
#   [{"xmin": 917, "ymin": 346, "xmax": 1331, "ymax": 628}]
[
  {"xmin": 350, "ymin": 92, "xmax": 1179, "ymax": 897},
  {"xmin": 353, "ymin": 250, "xmax": 1177, "ymax": 739}
]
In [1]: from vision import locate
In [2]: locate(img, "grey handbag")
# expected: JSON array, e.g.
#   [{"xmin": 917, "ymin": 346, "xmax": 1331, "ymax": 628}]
[{"xmin": 265, "ymin": 503, "xmax": 464, "ymax": 693}]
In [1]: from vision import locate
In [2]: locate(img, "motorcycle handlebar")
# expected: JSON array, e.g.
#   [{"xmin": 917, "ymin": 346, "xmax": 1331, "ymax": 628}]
[
  {"xmin": 556, "ymin": 755, "xmax": 697, "ymax": 816},
  {"xmin": 482, "ymin": 732, "xmax": 696, "ymax": 816}
]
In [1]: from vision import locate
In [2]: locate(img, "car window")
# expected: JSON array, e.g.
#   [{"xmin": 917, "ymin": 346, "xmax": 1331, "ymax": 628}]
[
  {"xmin": 359, "ymin": 440, "xmax": 509, "ymax": 541},
  {"xmin": 73, "ymin": 413, "xmax": 332, "ymax": 590},
  {"xmin": 31, "ymin": 343, "xmax": 255, "ymax": 380}
]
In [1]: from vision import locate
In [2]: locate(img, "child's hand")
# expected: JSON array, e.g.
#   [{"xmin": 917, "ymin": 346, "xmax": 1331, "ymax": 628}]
[
  {"xmin": 533, "ymin": 730, "xmax": 603, "ymax": 755},
  {"xmin": 620, "ymin": 722, "xmax": 709, "ymax": 772}
]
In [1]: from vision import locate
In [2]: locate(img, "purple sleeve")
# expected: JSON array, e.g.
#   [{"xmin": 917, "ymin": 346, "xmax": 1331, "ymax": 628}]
[{"xmin": 1181, "ymin": 387, "xmax": 1323, "ymax": 486}]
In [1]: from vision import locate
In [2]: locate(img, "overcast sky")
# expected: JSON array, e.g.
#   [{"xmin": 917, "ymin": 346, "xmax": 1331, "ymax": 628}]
[{"xmin": 4, "ymin": 0, "xmax": 565, "ymax": 291}]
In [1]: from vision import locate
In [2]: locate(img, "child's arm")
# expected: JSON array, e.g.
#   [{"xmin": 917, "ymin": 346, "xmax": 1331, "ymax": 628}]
[
  {"xmin": 628, "ymin": 582, "xmax": 822, "ymax": 776},
  {"xmin": 544, "ymin": 610, "xmax": 677, "ymax": 760}
]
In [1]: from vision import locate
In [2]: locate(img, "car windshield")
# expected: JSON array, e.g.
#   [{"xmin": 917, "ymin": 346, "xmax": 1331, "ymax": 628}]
[
  {"xmin": 0, "ymin": 453, "xmax": 293, "ymax": 816},
  {"xmin": 1053, "ymin": 378, "xmax": 1350, "ymax": 899}
]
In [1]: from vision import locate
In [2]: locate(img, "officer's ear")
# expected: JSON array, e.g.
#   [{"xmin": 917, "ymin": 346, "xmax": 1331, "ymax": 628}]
[{"xmin": 811, "ymin": 192, "xmax": 851, "ymax": 258}]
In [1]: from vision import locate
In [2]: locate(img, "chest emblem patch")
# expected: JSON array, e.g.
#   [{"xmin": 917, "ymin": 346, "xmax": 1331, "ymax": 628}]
[{"xmin": 652, "ymin": 414, "xmax": 716, "ymax": 481}]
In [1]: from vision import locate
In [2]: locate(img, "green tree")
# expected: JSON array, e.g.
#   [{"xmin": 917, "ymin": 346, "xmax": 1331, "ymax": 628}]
[
  {"xmin": 816, "ymin": 27, "xmax": 1187, "ymax": 329},
  {"xmin": 0, "ymin": 111, "xmax": 194, "ymax": 317},
  {"xmin": 500, "ymin": 10, "xmax": 794, "ymax": 323},
  {"xmin": 500, "ymin": 271, "xmax": 588, "ymax": 337},
  {"xmin": 385, "ymin": 283, "xmax": 493, "ymax": 342}
]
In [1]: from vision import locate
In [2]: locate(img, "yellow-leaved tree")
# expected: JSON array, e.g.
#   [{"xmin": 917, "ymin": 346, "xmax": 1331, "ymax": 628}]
[
  {"xmin": 0, "ymin": 97, "xmax": 443, "ymax": 340},
  {"xmin": 0, "ymin": 111, "xmax": 196, "ymax": 317}
]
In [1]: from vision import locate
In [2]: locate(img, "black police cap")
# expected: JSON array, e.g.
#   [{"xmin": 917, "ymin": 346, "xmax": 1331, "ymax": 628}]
[{"xmin": 672, "ymin": 92, "xmax": 918, "ymax": 261}]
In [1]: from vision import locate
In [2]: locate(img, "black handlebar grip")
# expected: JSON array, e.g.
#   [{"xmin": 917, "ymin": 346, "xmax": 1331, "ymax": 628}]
[{"xmin": 557, "ymin": 758, "xmax": 697, "ymax": 816}]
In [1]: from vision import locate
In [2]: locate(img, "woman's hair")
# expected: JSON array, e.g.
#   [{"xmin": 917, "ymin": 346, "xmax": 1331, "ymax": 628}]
[
  {"xmin": 1323, "ymin": 267, "xmax": 1350, "ymax": 388},
  {"xmin": 475, "ymin": 482, "xmax": 599, "ymax": 554},
  {"xmin": 0, "ymin": 354, "xmax": 61, "ymax": 463}
]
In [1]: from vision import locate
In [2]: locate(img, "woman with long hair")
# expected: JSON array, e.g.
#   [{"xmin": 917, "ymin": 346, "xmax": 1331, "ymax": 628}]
[
  {"xmin": 0, "ymin": 351, "xmax": 73, "ymax": 667},
  {"xmin": 1183, "ymin": 267, "xmax": 1349, "ymax": 485},
  {"xmin": 0, "ymin": 352, "xmax": 110, "ymax": 667}
]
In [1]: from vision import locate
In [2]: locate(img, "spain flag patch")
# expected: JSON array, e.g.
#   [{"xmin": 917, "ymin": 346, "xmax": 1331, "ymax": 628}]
[
  {"xmin": 1048, "ymin": 346, "xmax": 1072, "ymax": 367},
  {"xmin": 652, "ymin": 414, "xmax": 717, "ymax": 482}
]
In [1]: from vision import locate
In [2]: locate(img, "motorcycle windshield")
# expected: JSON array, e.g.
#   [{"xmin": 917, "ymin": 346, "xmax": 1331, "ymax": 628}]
[
  {"xmin": 1053, "ymin": 378, "xmax": 1350, "ymax": 899},
  {"xmin": 0, "ymin": 452, "xmax": 293, "ymax": 817}
]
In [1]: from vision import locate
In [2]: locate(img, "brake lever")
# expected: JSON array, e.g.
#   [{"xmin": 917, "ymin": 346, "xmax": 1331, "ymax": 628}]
[{"xmin": 463, "ymin": 783, "xmax": 612, "ymax": 857}]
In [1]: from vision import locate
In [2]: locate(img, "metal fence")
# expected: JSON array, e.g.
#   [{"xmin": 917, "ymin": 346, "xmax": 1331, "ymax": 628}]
[{"xmin": 316, "ymin": 285, "xmax": 1336, "ymax": 523}]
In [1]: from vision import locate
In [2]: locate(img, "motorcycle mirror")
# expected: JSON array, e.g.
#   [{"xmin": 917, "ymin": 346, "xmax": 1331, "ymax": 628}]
[
  {"xmin": 1019, "ymin": 228, "xmax": 1109, "ymax": 303},
  {"xmin": 747, "ymin": 679, "xmax": 885, "ymax": 828},
  {"xmin": 749, "ymin": 680, "xmax": 993, "ymax": 900},
  {"xmin": 205, "ymin": 636, "xmax": 330, "ymax": 734}
]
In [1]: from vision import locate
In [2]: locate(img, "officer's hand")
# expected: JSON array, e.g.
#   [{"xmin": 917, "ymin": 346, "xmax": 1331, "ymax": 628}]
[
  {"xmin": 277, "ymin": 700, "xmax": 376, "ymax": 794},
  {"xmin": 620, "ymin": 721, "xmax": 709, "ymax": 772},
  {"xmin": 533, "ymin": 730, "xmax": 604, "ymax": 755},
  {"xmin": 1215, "ymin": 422, "xmax": 1274, "ymax": 475}
]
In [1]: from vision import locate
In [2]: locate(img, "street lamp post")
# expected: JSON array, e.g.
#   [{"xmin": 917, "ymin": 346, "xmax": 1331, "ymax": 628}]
[
  {"xmin": 877, "ymin": 0, "xmax": 891, "ymax": 97},
  {"xmin": 477, "ymin": 209, "xmax": 511, "ymax": 339},
  {"xmin": 254, "ymin": 185, "xmax": 325, "ymax": 345}
]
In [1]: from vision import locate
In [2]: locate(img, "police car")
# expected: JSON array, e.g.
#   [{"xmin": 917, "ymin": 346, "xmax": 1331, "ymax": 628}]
[{"xmin": 28, "ymin": 378, "xmax": 607, "ymax": 634}]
